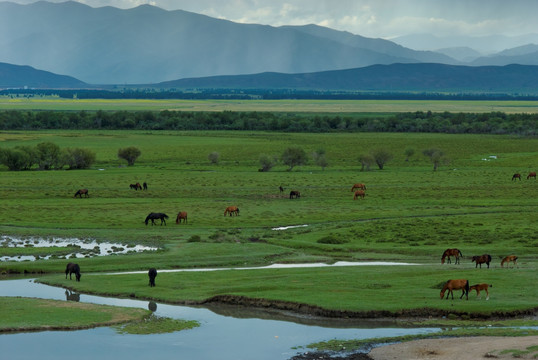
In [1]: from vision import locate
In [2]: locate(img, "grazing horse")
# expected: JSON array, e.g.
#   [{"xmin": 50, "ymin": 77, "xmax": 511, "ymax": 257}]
[
  {"xmin": 440, "ymin": 279, "xmax": 469, "ymax": 300},
  {"xmin": 148, "ymin": 268, "xmax": 157, "ymax": 287},
  {"xmin": 353, "ymin": 190, "xmax": 365, "ymax": 200},
  {"xmin": 176, "ymin": 211, "xmax": 188, "ymax": 224},
  {"xmin": 74, "ymin": 189, "xmax": 89, "ymax": 198},
  {"xmin": 472, "ymin": 254, "xmax": 492, "ymax": 268},
  {"xmin": 501, "ymin": 255, "xmax": 518, "ymax": 268},
  {"xmin": 65, "ymin": 262, "xmax": 81, "ymax": 282},
  {"xmin": 289, "ymin": 190, "xmax": 301, "ymax": 199},
  {"xmin": 469, "ymin": 283, "xmax": 492, "ymax": 300},
  {"xmin": 145, "ymin": 212, "xmax": 169, "ymax": 226},
  {"xmin": 143, "ymin": 182, "xmax": 148, "ymax": 190},
  {"xmin": 224, "ymin": 206, "xmax": 240, "ymax": 217},
  {"xmin": 130, "ymin": 182, "xmax": 142, "ymax": 190},
  {"xmin": 351, "ymin": 183, "xmax": 366, "ymax": 191},
  {"xmin": 527, "ymin": 172, "xmax": 536, "ymax": 180},
  {"xmin": 512, "ymin": 173, "xmax": 521, "ymax": 181},
  {"xmin": 441, "ymin": 248, "xmax": 463, "ymax": 264}
]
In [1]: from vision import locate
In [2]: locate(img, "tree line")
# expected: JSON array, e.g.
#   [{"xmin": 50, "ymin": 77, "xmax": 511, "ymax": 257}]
[{"xmin": 0, "ymin": 110, "xmax": 536, "ymax": 135}]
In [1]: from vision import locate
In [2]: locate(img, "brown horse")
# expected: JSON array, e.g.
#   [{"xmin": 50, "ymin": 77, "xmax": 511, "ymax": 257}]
[
  {"xmin": 224, "ymin": 206, "xmax": 240, "ymax": 217},
  {"xmin": 351, "ymin": 183, "xmax": 366, "ymax": 191},
  {"xmin": 501, "ymin": 255, "xmax": 518, "ymax": 268},
  {"xmin": 472, "ymin": 254, "xmax": 492, "ymax": 268},
  {"xmin": 289, "ymin": 190, "xmax": 301, "ymax": 199},
  {"xmin": 176, "ymin": 211, "xmax": 188, "ymax": 224},
  {"xmin": 512, "ymin": 173, "xmax": 521, "ymax": 181},
  {"xmin": 353, "ymin": 190, "xmax": 365, "ymax": 200},
  {"xmin": 469, "ymin": 283, "xmax": 492, "ymax": 300},
  {"xmin": 441, "ymin": 248, "xmax": 463, "ymax": 264},
  {"xmin": 130, "ymin": 182, "xmax": 142, "ymax": 190},
  {"xmin": 74, "ymin": 189, "xmax": 89, "ymax": 198},
  {"xmin": 527, "ymin": 172, "xmax": 536, "ymax": 179},
  {"xmin": 440, "ymin": 279, "xmax": 469, "ymax": 300}
]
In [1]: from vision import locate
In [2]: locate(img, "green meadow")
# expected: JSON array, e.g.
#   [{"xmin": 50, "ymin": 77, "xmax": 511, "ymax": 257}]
[{"xmin": 0, "ymin": 129, "xmax": 537, "ymax": 318}]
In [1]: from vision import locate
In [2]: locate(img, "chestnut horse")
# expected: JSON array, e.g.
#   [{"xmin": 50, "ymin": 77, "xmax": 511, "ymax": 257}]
[
  {"xmin": 441, "ymin": 248, "xmax": 463, "ymax": 264},
  {"xmin": 469, "ymin": 283, "xmax": 492, "ymax": 300},
  {"xmin": 148, "ymin": 268, "xmax": 157, "ymax": 287},
  {"xmin": 176, "ymin": 211, "xmax": 188, "ymax": 224},
  {"xmin": 74, "ymin": 189, "xmax": 89, "ymax": 198},
  {"xmin": 527, "ymin": 172, "xmax": 536, "ymax": 179},
  {"xmin": 224, "ymin": 206, "xmax": 240, "ymax": 217},
  {"xmin": 472, "ymin": 254, "xmax": 492, "ymax": 268},
  {"xmin": 440, "ymin": 279, "xmax": 469, "ymax": 300},
  {"xmin": 353, "ymin": 190, "xmax": 365, "ymax": 200},
  {"xmin": 501, "ymin": 255, "xmax": 518, "ymax": 268},
  {"xmin": 512, "ymin": 173, "xmax": 521, "ymax": 181},
  {"xmin": 65, "ymin": 262, "xmax": 81, "ymax": 282},
  {"xmin": 351, "ymin": 183, "xmax": 366, "ymax": 191}
]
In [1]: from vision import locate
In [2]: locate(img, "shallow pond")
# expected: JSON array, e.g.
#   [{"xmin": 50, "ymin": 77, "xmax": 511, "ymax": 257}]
[
  {"xmin": 0, "ymin": 235, "xmax": 157, "ymax": 261},
  {"xmin": 0, "ymin": 278, "xmax": 441, "ymax": 360}
]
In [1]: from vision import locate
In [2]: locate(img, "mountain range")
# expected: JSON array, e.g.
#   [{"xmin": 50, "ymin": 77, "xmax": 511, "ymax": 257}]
[{"xmin": 0, "ymin": 1, "xmax": 537, "ymax": 91}]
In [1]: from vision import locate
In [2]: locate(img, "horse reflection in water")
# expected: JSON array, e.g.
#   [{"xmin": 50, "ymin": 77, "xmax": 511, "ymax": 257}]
[
  {"xmin": 65, "ymin": 289, "xmax": 80, "ymax": 302},
  {"xmin": 148, "ymin": 301, "xmax": 157, "ymax": 312}
]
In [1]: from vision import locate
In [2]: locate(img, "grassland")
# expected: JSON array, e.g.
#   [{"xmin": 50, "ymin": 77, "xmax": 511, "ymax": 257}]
[
  {"xmin": 0, "ymin": 129, "xmax": 537, "ymax": 319},
  {"xmin": 2, "ymin": 97, "xmax": 538, "ymax": 113}
]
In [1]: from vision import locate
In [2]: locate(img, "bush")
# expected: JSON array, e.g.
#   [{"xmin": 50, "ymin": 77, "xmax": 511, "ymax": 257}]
[{"xmin": 118, "ymin": 146, "xmax": 141, "ymax": 166}]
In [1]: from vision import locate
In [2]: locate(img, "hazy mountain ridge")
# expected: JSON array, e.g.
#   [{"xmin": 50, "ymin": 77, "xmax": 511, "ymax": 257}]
[
  {"xmin": 0, "ymin": 1, "xmax": 454, "ymax": 84},
  {"xmin": 158, "ymin": 63, "xmax": 538, "ymax": 94},
  {"xmin": 0, "ymin": 62, "xmax": 88, "ymax": 88}
]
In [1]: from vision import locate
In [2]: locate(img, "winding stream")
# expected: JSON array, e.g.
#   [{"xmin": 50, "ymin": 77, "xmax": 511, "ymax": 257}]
[{"xmin": 0, "ymin": 278, "xmax": 441, "ymax": 360}]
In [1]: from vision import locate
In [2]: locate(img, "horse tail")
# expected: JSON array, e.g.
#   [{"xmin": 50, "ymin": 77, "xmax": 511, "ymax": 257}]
[
  {"xmin": 487, "ymin": 254, "xmax": 492, "ymax": 262},
  {"xmin": 236, "ymin": 208, "xmax": 240, "ymax": 214},
  {"xmin": 465, "ymin": 280, "xmax": 470, "ymax": 295}
]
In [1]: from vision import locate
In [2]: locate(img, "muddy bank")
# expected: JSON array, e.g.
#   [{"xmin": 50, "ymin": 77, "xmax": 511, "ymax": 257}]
[{"xmin": 200, "ymin": 294, "xmax": 538, "ymax": 320}]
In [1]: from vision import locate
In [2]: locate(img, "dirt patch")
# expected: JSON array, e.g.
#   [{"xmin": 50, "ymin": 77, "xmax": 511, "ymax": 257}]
[{"xmin": 368, "ymin": 336, "xmax": 538, "ymax": 360}]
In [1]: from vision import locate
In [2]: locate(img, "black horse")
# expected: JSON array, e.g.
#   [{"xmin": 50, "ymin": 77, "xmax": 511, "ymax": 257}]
[
  {"xmin": 65, "ymin": 262, "xmax": 81, "ymax": 282},
  {"xmin": 148, "ymin": 268, "xmax": 157, "ymax": 287},
  {"xmin": 143, "ymin": 182, "xmax": 148, "ymax": 190},
  {"xmin": 289, "ymin": 190, "xmax": 301, "ymax": 199},
  {"xmin": 145, "ymin": 212, "xmax": 169, "ymax": 226}
]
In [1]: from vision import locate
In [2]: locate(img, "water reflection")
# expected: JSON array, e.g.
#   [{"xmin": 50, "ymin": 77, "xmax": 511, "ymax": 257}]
[
  {"xmin": 148, "ymin": 301, "xmax": 157, "ymax": 312},
  {"xmin": 65, "ymin": 289, "xmax": 80, "ymax": 302}
]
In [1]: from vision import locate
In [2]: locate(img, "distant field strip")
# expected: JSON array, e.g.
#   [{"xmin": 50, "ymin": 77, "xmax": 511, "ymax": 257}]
[{"xmin": 1, "ymin": 98, "xmax": 538, "ymax": 113}]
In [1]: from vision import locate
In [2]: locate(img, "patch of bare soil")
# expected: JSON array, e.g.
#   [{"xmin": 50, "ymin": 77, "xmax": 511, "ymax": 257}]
[{"xmin": 368, "ymin": 336, "xmax": 538, "ymax": 360}]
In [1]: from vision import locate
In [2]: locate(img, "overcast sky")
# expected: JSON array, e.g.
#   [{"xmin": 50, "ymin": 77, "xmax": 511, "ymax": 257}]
[{"xmin": 5, "ymin": 0, "xmax": 538, "ymax": 39}]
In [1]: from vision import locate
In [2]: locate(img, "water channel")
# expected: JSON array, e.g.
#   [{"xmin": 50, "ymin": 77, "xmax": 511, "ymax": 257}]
[{"xmin": 0, "ymin": 278, "xmax": 442, "ymax": 360}]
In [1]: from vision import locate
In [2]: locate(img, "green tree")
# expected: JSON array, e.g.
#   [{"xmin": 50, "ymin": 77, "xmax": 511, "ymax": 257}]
[
  {"xmin": 259, "ymin": 154, "xmax": 277, "ymax": 172},
  {"xmin": 371, "ymin": 148, "xmax": 393, "ymax": 170},
  {"xmin": 404, "ymin": 147, "xmax": 415, "ymax": 162},
  {"xmin": 423, "ymin": 148, "xmax": 448, "ymax": 171},
  {"xmin": 64, "ymin": 148, "xmax": 96, "ymax": 169},
  {"xmin": 358, "ymin": 153, "xmax": 374, "ymax": 171},
  {"xmin": 312, "ymin": 148, "xmax": 328, "ymax": 170},
  {"xmin": 36, "ymin": 142, "xmax": 62, "ymax": 170},
  {"xmin": 118, "ymin": 146, "xmax": 141, "ymax": 166},
  {"xmin": 208, "ymin": 151, "xmax": 220, "ymax": 165},
  {"xmin": 0, "ymin": 148, "xmax": 32, "ymax": 171},
  {"xmin": 281, "ymin": 146, "xmax": 308, "ymax": 171}
]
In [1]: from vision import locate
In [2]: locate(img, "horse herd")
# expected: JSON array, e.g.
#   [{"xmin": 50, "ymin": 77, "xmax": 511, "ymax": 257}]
[
  {"xmin": 439, "ymin": 249, "xmax": 518, "ymax": 301},
  {"xmin": 512, "ymin": 171, "xmax": 536, "ymax": 180},
  {"xmin": 142, "ymin": 182, "xmax": 367, "ymax": 226}
]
